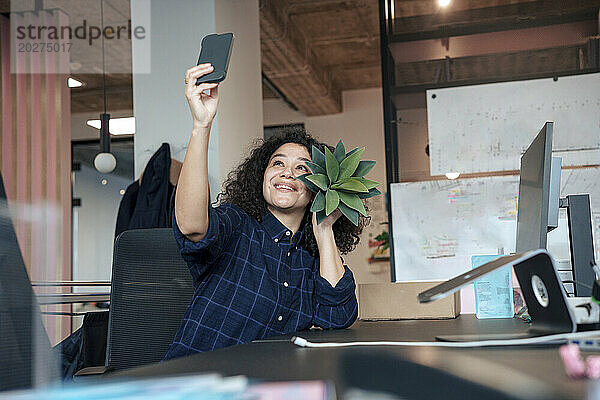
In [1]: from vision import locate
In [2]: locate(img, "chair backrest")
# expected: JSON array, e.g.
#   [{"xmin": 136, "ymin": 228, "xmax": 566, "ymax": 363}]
[
  {"xmin": 106, "ymin": 228, "xmax": 193, "ymax": 370},
  {"xmin": 0, "ymin": 173, "xmax": 55, "ymax": 391}
]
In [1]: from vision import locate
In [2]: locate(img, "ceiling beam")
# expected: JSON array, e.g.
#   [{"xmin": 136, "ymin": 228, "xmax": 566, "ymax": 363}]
[
  {"xmin": 329, "ymin": 62, "xmax": 381, "ymax": 91},
  {"xmin": 392, "ymin": 43, "xmax": 599, "ymax": 95},
  {"xmin": 390, "ymin": 21, "xmax": 597, "ymax": 64},
  {"xmin": 391, "ymin": 0, "xmax": 600, "ymax": 42},
  {"xmin": 260, "ymin": 0, "xmax": 342, "ymax": 116},
  {"xmin": 71, "ymin": 85, "xmax": 132, "ymax": 113}
]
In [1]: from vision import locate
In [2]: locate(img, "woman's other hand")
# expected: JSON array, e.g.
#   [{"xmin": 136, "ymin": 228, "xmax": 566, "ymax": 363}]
[
  {"xmin": 312, "ymin": 209, "xmax": 342, "ymax": 244},
  {"xmin": 312, "ymin": 209, "xmax": 345, "ymax": 287},
  {"xmin": 185, "ymin": 64, "xmax": 219, "ymax": 130}
]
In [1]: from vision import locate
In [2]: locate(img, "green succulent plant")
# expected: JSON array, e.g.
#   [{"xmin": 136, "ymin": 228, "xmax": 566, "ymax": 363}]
[{"xmin": 295, "ymin": 139, "xmax": 381, "ymax": 226}]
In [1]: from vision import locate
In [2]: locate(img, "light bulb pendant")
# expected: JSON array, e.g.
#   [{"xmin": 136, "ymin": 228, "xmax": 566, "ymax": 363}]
[{"xmin": 95, "ymin": 113, "xmax": 116, "ymax": 173}]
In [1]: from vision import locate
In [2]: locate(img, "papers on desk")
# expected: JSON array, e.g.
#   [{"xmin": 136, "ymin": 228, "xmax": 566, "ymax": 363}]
[
  {"xmin": 472, "ymin": 255, "xmax": 514, "ymax": 319},
  {"xmin": 0, "ymin": 374, "xmax": 332, "ymax": 400},
  {"xmin": 247, "ymin": 381, "xmax": 333, "ymax": 400}
]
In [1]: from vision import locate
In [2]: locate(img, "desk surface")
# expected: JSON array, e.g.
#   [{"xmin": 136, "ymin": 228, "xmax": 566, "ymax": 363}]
[{"xmin": 111, "ymin": 316, "xmax": 591, "ymax": 399}]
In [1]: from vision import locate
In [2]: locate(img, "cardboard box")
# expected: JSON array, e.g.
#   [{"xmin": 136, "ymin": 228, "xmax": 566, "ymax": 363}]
[{"xmin": 358, "ymin": 282, "xmax": 460, "ymax": 320}]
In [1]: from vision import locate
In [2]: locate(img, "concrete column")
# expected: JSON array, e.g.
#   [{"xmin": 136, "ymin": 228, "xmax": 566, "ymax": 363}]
[{"xmin": 131, "ymin": 0, "xmax": 263, "ymax": 202}]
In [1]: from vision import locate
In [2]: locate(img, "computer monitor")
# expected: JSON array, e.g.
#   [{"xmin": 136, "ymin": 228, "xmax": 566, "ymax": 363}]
[
  {"xmin": 515, "ymin": 121, "xmax": 561, "ymax": 253},
  {"xmin": 547, "ymin": 156, "xmax": 561, "ymax": 231},
  {"xmin": 0, "ymin": 173, "xmax": 54, "ymax": 391}
]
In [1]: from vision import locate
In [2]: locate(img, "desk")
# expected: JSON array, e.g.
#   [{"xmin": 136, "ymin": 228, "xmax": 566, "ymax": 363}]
[{"xmin": 111, "ymin": 316, "xmax": 590, "ymax": 399}]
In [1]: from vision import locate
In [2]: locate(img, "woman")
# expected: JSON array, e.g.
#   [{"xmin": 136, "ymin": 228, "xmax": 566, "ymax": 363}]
[{"xmin": 163, "ymin": 64, "xmax": 368, "ymax": 359}]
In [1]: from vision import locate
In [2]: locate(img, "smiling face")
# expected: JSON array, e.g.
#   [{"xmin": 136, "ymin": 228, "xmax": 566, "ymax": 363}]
[{"xmin": 262, "ymin": 143, "xmax": 313, "ymax": 216}]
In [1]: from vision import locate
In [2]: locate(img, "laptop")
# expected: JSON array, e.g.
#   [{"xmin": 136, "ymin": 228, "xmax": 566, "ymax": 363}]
[{"xmin": 418, "ymin": 249, "xmax": 577, "ymax": 341}]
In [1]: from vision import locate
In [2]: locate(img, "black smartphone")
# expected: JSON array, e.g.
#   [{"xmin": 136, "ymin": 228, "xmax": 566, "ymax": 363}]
[{"xmin": 195, "ymin": 33, "xmax": 234, "ymax": 85}]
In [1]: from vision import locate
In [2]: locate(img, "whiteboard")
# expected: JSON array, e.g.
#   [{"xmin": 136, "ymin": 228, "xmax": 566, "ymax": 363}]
[
  {"xmin": 391, "ymin": 176, "xmax": 519, "ymax": 282},
  {"xmin": 391, "ymin": 167, "xmax": 600, "ymax": 282},
  {"xmin": 427, "ymin": 73, "xmax": 600, "ymax": 176}
]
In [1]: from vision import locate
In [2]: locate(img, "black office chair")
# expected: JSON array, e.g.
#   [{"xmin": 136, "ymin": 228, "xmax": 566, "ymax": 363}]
[
  {"xmin": 107, "ymin": 227, "xmax": 194, "ymax": 370},
  {"xmin": 0, "ymin": 173, "xmax": 56, "ymax": 390},
  {"xmin": 77, "ymin": 228, "xmax": 193, "ymax": 375}
]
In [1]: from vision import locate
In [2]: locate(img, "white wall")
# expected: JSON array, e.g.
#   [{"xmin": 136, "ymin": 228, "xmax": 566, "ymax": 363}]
[
  {"xmin": 264, "ymin": 89, "xmax": 391, "ymax": 284},
  {"xmin": 396, "ymin": 108, "xmax": 430, "ymax": 181},
  {"xmin": 131, "ymin": 0, "xmax": 216, "ymax": 188},
  {"xmin": 214, "ymin": 1, "xmax": 264, "ymax": 183},
  {"xmin": 131, "ymin": 0, "xmax": 263, "ymax": 202},
  {"xmin": 72, "ymin": 165, "xmax": 131, "ymax": 286}
]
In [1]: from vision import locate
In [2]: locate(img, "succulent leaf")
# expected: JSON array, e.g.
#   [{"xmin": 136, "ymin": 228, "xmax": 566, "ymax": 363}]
[
  {"xmin": 333, "ymin": 140, "xmax": 346, "ymax": 162},
  {"xmin": 295, "ymin": 174, "xmax": 320, "ymax": 193},
  {"xmin": 306, "ymin": 161, "xmax": 326, "ymax": 175},
  {"xmin": 310, "ymin": 190, "xmax": 325, "ymax": 212},
  {"xmin": 324, "ymin": 147, "xmax": 339, "ymax": 183},
  {"xmin": 311, "ymin": 145, "xmax": 326, "ymax": 168},
  {"xmin": 316, "ymin": 209, "xmax": 328, "ymax": 225},
  {"xmin": 357, "ymin": 187, "xmax": 382, "ymax": 199},
  {"xmin": 325, "ymin": 189, "xmax": 340, "ymax": 216},
  {"xmin": 331, "ymin": 178, "xmax": 368, "ymax": 193},
  {"xmin": 306, "ymin": 174, "xmax": 329, "ymax": 191},
  {"xmin": 345, "ymin": 147, "xmax": 360, "ymax": 158},
  {"xmin": 355, "ymin": 177, "xmax": 380, "ymax": 190},
  {"xmin": 353, "ymin": 160, "xmax": 376, "ymax": 177},
  {"xmin": 338, "ymin": 191, "xmax": 367, "ymax": 216},
  {"xmin": 338, "ymin": 202, "xmax": 359, "ymax": 226},
  {"xmin": 338, "ymin": 147, "xmax": 365, "ymax": 181}
]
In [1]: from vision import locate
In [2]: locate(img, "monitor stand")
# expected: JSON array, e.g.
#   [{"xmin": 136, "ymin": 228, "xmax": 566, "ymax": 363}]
[
  {"xmin": 560, "ymin": 194, "xmax": 596, "ymax": 297},
  {"xmin": 434, "ymin": 251, "xmax": 578, "ymax": 342}
]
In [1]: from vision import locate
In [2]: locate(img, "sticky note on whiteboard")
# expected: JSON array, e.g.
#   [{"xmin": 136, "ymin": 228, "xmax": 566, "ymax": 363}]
[{"xmin": 471, "ymin": 255, "xmax": 515, "ymax": 319}]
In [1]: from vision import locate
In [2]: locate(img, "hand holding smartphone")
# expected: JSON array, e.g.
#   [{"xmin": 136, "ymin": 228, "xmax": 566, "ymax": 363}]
[{"xmin": 195, "ymin": 33, "xmax": 234, "ymax": 85}]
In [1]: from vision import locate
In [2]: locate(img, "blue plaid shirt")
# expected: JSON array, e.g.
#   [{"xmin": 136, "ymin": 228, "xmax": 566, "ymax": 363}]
[{"xmin": 163, "ymin": 203, "xmax": 358, "ymax": 359}]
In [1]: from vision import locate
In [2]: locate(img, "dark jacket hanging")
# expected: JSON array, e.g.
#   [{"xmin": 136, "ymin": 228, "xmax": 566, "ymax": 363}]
[{"xmin": 115, "ymin": 143, "xmax": 175, "ymax": 238}]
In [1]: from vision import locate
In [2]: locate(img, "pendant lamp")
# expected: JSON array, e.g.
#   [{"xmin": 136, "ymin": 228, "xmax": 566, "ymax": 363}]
[{"xmin": 93, "ymin": 0, "xmax": 116, "ymax": 174}]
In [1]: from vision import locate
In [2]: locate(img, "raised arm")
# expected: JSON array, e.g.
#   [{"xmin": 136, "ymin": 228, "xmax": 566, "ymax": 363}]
[
  {"xmin": 175, "ymin": 64, "xmax": 219, "ymax": 242},
  {"xmin": 311, "ymin": 210, "xmax": 358, "ymax": 328},
  {"xmin": 312, "ymin": 210, "xmax": 345, "ymax": 286}
]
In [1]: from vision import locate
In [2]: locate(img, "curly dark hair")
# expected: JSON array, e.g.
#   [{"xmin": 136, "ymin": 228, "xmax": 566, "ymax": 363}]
[{"xmin": 216, "ymin": 126, "xmax": 369, "ymax": 257}]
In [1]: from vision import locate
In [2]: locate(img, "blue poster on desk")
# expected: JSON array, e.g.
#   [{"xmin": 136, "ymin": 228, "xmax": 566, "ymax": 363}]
[{"xmin": 472, "ymin": 255, "xmax": 514, "ymax": 319}]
